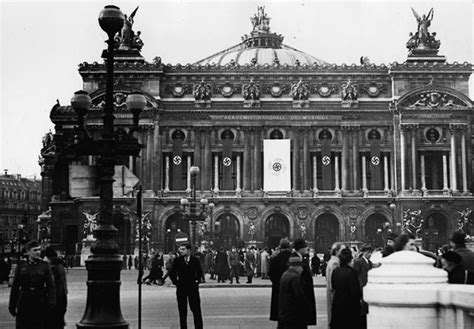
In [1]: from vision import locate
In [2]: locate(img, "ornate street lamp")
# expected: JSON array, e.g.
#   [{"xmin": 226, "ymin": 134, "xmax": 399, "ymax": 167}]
[
  {"xmin": 73, "ymin": 5, "xmax": 146, "ymax": 329},
  {"xmin": 180, "ymin": 166, "xmax": 212, "ymax": 247}
]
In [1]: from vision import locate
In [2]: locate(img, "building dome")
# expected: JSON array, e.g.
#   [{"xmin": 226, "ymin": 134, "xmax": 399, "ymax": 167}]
[{"xmin": 194, "ymin": 7, "xmax": 327, "ymax": 67}]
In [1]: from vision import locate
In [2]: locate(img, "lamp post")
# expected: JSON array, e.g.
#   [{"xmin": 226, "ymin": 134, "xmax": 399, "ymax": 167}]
[
  {"xmin": 208, "ymin": 202, "xmax": 215, "ymax": 245},
  {"xmin": 72, "ymin": 5, "xmax": 146, "ymax": 329},
  {"xmin": 180, "ymin": 166, "xmax": 211, "ymax": 247}
]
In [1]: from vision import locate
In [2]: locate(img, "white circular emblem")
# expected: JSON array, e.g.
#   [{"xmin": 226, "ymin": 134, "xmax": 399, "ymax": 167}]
[
  {"xmin": 223, "ymin": 157, "xmax": 232, "ymax": 167},
  {"xmin": 371, "ymin": 156, "xmax": 380, "ymax": 166},
  {"xmin": 322, "ymin": 156, "xmax": 331, "ymax": 166},
  {"xmin": 173, "ymin": 156, "xmax": 182, "ymax": 165}
]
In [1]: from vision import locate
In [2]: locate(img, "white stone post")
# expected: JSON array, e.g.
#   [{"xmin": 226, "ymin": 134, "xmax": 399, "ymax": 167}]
[
  {"xmin": 164, "ymin": 155, "xmax": 170, "ymax": 192},
  {"xmin": 365, "ymin": 251, "xmax": 447, "ymax": 329}
]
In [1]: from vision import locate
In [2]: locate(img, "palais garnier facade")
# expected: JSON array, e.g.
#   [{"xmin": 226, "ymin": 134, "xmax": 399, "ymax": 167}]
[{"xmin": 40, "ymin": 7, "xmax": 473, "ymax": 255}]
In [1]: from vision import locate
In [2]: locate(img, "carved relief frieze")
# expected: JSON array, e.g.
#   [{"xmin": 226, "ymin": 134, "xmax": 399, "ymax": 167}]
[
  {"xmin": 290, "ymin": 79, "xmax": 309, "ymax": 108},
  {"xmin": 313, "ymin": 83, "xmax": 338, "ymax": 97},
  {"xmin": 242, "ymin": 78, "xmax": 261, "ymax": 108},
  {"xmin": 341, "ymin": 79, "xmax": 359, "ymax": 108},
  {"xmin": 193, "ymin": 79, "xmax": 212, "ymax": 108},
  {"xmin": 164, "ymin": 83, "xmax": 193, "ymax": 97},
  {"xmin": 361, "ymin": 83, "xmax": 387, "ymax": 97},
  {"xmin": 405, "ymin": 91, "xmax": 465, "ymax": 108},
  {"xmin": 213, "ymin": 83, "xmax": 242, "ymax": 97}
]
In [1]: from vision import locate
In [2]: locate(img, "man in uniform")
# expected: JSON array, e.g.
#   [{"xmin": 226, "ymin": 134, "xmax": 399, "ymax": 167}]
[{"xmin": 9, "ymin": 240, "xmax": 56, "ymax": 329}]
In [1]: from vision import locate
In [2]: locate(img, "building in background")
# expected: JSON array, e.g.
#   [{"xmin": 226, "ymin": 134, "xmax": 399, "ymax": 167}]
[
  {"xmin": 40, "ymin": 7, "xmax": 473, "ymax": 256},
  {"xmin": 0, "ymin": 171, "xmax": 42, "ymax": 256}
]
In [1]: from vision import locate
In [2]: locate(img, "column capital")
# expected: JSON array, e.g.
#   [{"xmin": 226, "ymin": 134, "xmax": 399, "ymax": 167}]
[
  {"xmin": 449, "ymin": 123, "xmax": 468, "ymax": 131},
  {"xmin": 400, "ymin": 123, "xmax": 419, "ymax": 131}
]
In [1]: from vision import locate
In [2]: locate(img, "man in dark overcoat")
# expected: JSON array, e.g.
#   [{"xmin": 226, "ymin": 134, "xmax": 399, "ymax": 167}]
[
  {"xmin": 352, "ymin": 244, "xmax": 374, "ymax": 329},
  {"xmin": 169, "ymin": 243, "xmax": 204, "ymax": 329},
  {"xmin": 292, "ymin": 238, "xmax": 317, "ymax": 326},
  {"xmin": 9, "ymin": 240, "xmax": 56, "ymax": 329},
  {"xmin": 268, "ymin": 238, "xmax": 292, "ymax": 322},
  {"xmin": 278, "ymin": 256, "xmax": 310, "ymax": 329}
]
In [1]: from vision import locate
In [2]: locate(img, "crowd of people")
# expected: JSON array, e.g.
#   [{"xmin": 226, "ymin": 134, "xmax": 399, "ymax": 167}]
[{"xmin": 6, "ymin": 230, "xmax": 474, "ymax": 329}]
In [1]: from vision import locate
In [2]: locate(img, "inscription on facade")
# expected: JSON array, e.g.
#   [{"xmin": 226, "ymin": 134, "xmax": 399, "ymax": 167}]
[{"xmin": 213, "ymin": 115, "xmax": 342, "ymax": 121}]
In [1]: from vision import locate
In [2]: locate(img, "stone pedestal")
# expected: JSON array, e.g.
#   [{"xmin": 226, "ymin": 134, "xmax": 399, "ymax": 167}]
[
  {"xmin": 80, "ymin": 236, "xmax": 95, "ymax": 266},
  {"xmin": 365, "ymin": 251, "xmax": 447, "ymax": 329}
]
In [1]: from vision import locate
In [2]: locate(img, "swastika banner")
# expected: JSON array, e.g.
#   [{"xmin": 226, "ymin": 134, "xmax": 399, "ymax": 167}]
[{"xmin": 263, "ymin": 139, "xmax": 291, "ymax": 191}]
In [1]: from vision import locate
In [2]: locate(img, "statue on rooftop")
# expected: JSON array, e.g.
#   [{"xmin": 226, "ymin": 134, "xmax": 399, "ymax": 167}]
[
  {"xmin": 115, "ymin": 6, "xmax": 144, "ymax": 51},
  {"xmin": 250, "ymin": 6, "xmax": 271, "ymax": 32},
  {"xmin": 407, "ymin": 8, "xmax": 440, "ymax": 53}
]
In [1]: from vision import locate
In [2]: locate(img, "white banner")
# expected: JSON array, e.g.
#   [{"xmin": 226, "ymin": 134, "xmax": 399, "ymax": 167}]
[{"xmin": 263, "ymin": 139, "xmax": 291, "ymax": 191}]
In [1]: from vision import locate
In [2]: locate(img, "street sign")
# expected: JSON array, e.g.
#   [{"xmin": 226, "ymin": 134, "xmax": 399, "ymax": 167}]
[{"xmin": 175, "ymin": 232, "xmax": 189, "ymax": 246}]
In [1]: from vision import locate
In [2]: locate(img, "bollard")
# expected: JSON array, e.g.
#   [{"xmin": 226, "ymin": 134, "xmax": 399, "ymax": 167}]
[{"xmin": 364, "ymin": 250, "xmax": 447, "ymax": 329}]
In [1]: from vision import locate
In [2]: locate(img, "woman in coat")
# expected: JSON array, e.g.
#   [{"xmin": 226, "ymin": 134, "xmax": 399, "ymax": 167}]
[
  {"xmin": 330, "ymin": 248, "xmax": 362, "ymax": 329},
  {"xmin": 215, "ymin": 247, "xmax": 229, "ymax": 283},
  {"xmin": 44, "ymin": 247, "xmax": 68, "ymax": 329}
]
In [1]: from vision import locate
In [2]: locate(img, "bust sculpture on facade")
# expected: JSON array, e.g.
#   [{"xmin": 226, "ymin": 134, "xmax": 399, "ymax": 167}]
[
  {"xmin": 243, "ymin": 78, "xmax": 261, "ymax": 108},
  {"xmin": 341, "ymin": 79, "xmax": 358, "ymax": 106},
  {"xmin": 83, "ymin": 212, "xmax": 99, "ymax": 240}
]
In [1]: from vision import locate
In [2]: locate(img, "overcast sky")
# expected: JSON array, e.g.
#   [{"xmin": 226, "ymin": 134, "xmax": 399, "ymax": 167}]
[{"xmin": 1, "ymin": 0, "xmax": 473, "ymax": 178}]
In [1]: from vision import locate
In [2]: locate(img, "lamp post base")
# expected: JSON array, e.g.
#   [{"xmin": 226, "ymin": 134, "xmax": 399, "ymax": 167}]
[{"xmin": 77, "ymin": 254, "xmax": 129, "ymax": 329}]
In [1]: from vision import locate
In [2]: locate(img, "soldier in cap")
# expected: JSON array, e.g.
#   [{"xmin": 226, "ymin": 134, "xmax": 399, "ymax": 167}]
[
  {"xmin": 292, "ymin": 238, "xmax": 317, "ymax": 326},
  {"xmin": 9, "ymin": 240, "xmax": 56, "ymax": 329},
  {"xmin": 278, "ymin": 257, "xmax": 310, "ymax": 329}
]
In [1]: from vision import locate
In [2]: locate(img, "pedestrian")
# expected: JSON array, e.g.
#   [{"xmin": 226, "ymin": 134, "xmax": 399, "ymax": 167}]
[
  {"xmin": 204, "ymin": 248, "xmax": 212, "ymax": 279},
  {"xmin": 440, "ymin": 250, "xmax": 474, "ymax": 284},
  {"xmin": 162, "ymin": 252, "xmax": 177, "ymax": 284},
  {"xmin": 134, "ymin": 255, "xmax": 138, "ymax": 269},
  {"xmin": 261, "ymin": 248, "xmax": 270, "ymax": 279},
  {"xmin": 122, "ymin": 254, "xmax": 127, "ymax": 270},
  {"xmin": 228, "ymin": 246, "xmax": 241, "ymax": 284},
  {"xmin": 245, "ymin": 247, "xmax": 256, "ymax": 283},
  {"xmin": 9, "ymin": 240, "xmax": 56, "ymax": 329},
  {"xmin": 330, "ymin": 248, "xmax": 362, "ymax": 329},
  {"xmin": 292, "ymin": 238, "xmax": 317, "ymax": 326},
  {"xmin": 311, "ymin": 252, "xmax": 321, "ymax": 276},
  {"xmin": 169, "ymin": 243, "xmax": 204, "ymax": 329},
  {"xmin": 143, "ymin": 252, "xmax": 164, "ymax": 285},
  {"xmin": 215, "ymin": 247, "xmax": 229, "ymax": 283},
  {"xmin": 0, "ymin": 257, "xmax": 9, "ymax": 283},
  {"xmin": 450, "ymin": 231, "xmax": 474, "ymax": 271},
  {"xmin": 268, "ymin": 238, "xmax": 292, "ymax": 323},
  {"xmin": 352, "ymin": 244, "xmax": 374, "ymax": 329},
  {"xmin": 44, "ymin": 246, "xmax": 68, "ymax": 329},
  {"xmin": 325, "ymin": 242, "xmax": 345, "ymax": 329},
  {"xmin": 393, "ymin": 233, "xmax": 417, "ymax": 252},
  {"xmin": 382, "ymin": 232, "xmax": 398, "ymax": 257},
  {"xmin": 256, "ymin": 248, "xmax": 262, "ymax": 278},
  {"xmin": 278, "ymin": 257, "xmax": 310, "ymax": 329},
  {"xmin": 128, "ymin": 255, "xmax": 133, "ymax": 270}
]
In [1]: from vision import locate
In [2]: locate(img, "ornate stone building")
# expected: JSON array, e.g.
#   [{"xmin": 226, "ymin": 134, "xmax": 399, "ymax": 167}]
[{"xmin": 41, "ymin": 7, "xmax": 473, "ymax": 255}]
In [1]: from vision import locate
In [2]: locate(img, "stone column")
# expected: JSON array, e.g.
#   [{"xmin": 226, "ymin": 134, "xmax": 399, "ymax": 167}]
[
  {"xmin": 292, "ymin": 130, "xmax": 300, "ymax": 191},
  {"xmin": 312, "ymin": 155, "xmax": 318, "ymax": 193},
  {"xmin": 400, "ymin": 125, "xmax": 407, "ymax": 191},
  {"xmin": 254, "ymin": 128, "xmax": 262, "ymax": 190},
  {"xmin": 420, "ymin": 154, "xmax": 426, "ymax": 193},
  {"xmin": 341, "ymin": 127, "xmax": 350, "ymax": 191},
  {"xmin": 410, "ymin": 126, "xmax": 418, "ymax": 191},
  {"xmin": 186, "ymin": 155, "xmax": 191, "ymax": 193},
  {"xmin": 203, "ymin": 128, "xmax": 212, "ymax": 191},
  {"xmin": 243, "ymin": 128, "xmax": 251, "ymax": 191},
  {"xmin": 164, "ymin": 155, "xmax": 170, "ymax": 192},
  {"xmin": 352, "ymin": 128, "xmax": 360, "ymax": 191},
  {"xmin": 442, "ymin": 153, "xmax": 449, "ymax": 191},
  {"xmin": 362, "ymin": 154, "xmax": 368, "ymax": 193},
  {"xmin": 365, "ymin": 251, "xmax": 447, "ymax": 329},
  {"xmin": 236, "ymin": 155, "xmax": 241, "ymax": 193},
  {"xmin": 383, "ymin": 154, "xmax": 389, "ymax": 192},
  {"xmin": 460, "ymin": 127, "xmax": 468, "ymax": 193},
  {"xmin": 303, "ymin": 128, "xmax": 310, "ymax": 191},
  {"xmin": 128, "ymin": 156, "xmax": 134, "ymax": 172},
  {"xmin": 335, "ymin": 155, "xmax": 340, "ymax": 192},
  {"xmin": 194, "ymin": 128, "xmax": 201, "ymax": 190},
  {"xmin": 152, "ymin": 122, "xmax": 161, "ymax": 192},
  {"xmin": 214, "ymin": 154, "xmax": 219, "ymax": 192},
  {"xmin": 449, "ymin": 125, "xmax": 458, "ymax": 192}
]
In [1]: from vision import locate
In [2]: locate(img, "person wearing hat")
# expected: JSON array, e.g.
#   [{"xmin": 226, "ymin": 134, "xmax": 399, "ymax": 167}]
[
  {"xmin": 440, "ymin": 251, "xmax": 474, "ymax": 284},
  {"xmin": 325, "ymin": 242, "xmax": 345, "ymax": 329},
  {"xmin": 331, "ymin": 248, "xmax": 362, "ymax": 329},
  {"xmin": 291, "ymin": 238, "xmax": 317, "ymax": 326},
  {"xmin": 268, "ymin": 238, "xmax": 292, "ymax": 323},
  {"xmin": 352, "ymin": 244, "xmax": 374, "ymax": 329},
  {"xmin": 278, "ymin": 257, "xmax": 310, "ymax": 329},
  {"xmin": 382, "ymin": 232, "xmax": 398, "ymax": 257},
  {"xmin": 9, "ymin": 240, "xmax": 56, "ymax": 329},
  {"xmin": 43, "ymin": 246, "xmax": 68, "ymax": 329},
  {"xmin": 450, "ymin": 231, "xmax": 474, "ymax": 271}
]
